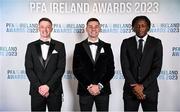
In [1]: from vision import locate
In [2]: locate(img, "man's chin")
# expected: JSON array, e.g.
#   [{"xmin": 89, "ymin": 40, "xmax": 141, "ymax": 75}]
[
  {"xmin": 137, "ymin": 34, "xmax": 146, "ymax": 38},
  {"xmin": 42, "ymin": 36, "xmax": 50, "ymax": 39}
]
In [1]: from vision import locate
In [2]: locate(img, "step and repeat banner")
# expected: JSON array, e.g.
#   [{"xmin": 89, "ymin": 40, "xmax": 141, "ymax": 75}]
[{"xmin": 0, "ymin": 0, "xmax": 180, "ymax": 111}]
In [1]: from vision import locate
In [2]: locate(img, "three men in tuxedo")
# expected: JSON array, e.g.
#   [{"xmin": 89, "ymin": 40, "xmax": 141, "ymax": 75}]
[
  {"xmin": 120, "ymin": 16, "xmax": 163, "ymax": 111},
  {"xmin": 73, "ymin": 18, "xmax": 115, "ymax": 111},
  {"xmin": 25, "ymin": 18, "xmax": 66, "ymax": 111}
]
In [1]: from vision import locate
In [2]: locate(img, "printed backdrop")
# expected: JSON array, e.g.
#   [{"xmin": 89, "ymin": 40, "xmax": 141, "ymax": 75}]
[{"xmin": 0, "ymin": 0, "xmax": 180, "ymax": 111}]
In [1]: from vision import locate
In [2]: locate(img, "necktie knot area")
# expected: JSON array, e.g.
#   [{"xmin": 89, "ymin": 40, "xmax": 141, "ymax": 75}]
[
  {"xmin": 138, "ymin": 39, "xmax": 143, "ymax": 52},
  {"xmin": 139, "ymin": 39, "xmax": 144, "ymax": 43},
  {"xmin": 40, "ymin": 40, "xmax": 50, "ymax": 45},
  {"xmin": 88, "ymin": 42, "xmax": 99, "ymax": 46}
]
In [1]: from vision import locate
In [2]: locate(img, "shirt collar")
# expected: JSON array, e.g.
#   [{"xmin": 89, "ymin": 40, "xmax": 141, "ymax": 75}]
[
  {"xmin": 40, "ymin": 37, "xmax": 51, "ymax": 42},
  {"xmin": 135, "ymin": 34, "xmax": 148, "ymax": 42}
]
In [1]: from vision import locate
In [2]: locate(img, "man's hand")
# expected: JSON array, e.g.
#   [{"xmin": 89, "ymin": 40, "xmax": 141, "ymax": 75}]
[
  {"xmin": 131, "ymin": 83, "xmax": 146, "ymax": 100},
  {"xmin": 38, "ymin": 85, "xmax": 50, "ymax": 97},
  {"xmin": 44, "ymin": 92, "xmax": 49, "ymax": 98},
  {"xmin": 87, "ymin": 84, "xmax": 100, "ymax": 96}
]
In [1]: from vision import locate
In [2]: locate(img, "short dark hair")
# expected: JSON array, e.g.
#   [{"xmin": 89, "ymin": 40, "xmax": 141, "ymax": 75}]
[
  {"xmin": 86, "ymin": 18, "xmax": 100, "ymax": 26},
  {"xmin": 132, "ymin": 16, "xmax": 151, "ymax": 31},
  {"xmin": 39, "ymin": 17, "xmax": 52, "ymax": 25}
]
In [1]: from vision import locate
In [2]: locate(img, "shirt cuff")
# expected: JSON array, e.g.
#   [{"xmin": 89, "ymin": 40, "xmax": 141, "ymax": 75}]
[{"xmin": 98, "ymin": 83, "xmax": 104, "ymax": 90}]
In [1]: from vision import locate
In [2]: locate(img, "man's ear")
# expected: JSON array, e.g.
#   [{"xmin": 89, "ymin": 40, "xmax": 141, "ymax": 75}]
[
  {"xmin": 51, "ymin": 28, "xmax": 53, "ymax": 32},
  {"xmin": 147, "ymin": 27, "xmax": 150, "ymax": 32},
  {"xmin": 132, "ymin": 27, "xmax": 135, "ymax": 32}
]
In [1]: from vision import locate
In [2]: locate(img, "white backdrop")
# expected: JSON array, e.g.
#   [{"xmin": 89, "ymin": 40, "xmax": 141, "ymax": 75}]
[{"xmin": 0, "ymin": 0, "xmax": 180, "ymax": 111}]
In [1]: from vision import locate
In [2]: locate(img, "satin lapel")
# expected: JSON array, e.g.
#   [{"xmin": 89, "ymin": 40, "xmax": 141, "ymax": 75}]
[
  {"xmin": 35, "ymin": 42, "xmax": 45, "ymax": 68},
  {"xmin": 44, "ymin": 41, "xmax": 55, "ymax": 68},
  {"xmin": 95, "ymin": 40, "xmax": 104, "ymax": 63},
  {"xmin": 82, "ymin": 40, "xmax": 95, "ymax": 64}
]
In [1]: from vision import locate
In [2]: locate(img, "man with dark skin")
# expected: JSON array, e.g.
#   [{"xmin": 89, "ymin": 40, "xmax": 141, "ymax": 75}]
[{"xmin": 120, "ymin": 16, "xmax": 163, "ymax": 111}]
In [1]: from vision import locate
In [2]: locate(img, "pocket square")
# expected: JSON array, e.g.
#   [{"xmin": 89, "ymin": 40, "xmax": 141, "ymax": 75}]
[
  {"xmin": 52, "ymin": 49, "xmax": 58, "ymax": 54},
  {"xmin": 100, "ymin": 48, "xmax": 105, "ymax": 53}
]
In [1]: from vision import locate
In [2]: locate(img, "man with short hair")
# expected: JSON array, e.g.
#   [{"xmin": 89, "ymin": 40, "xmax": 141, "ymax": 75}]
[
  {"xmin": 73, "ymin": 18, "xmax": 115, "ymax": 111},
  {"xmin": 25, "ymin": 17, "xmax": 66, "ymax": 111},
  {"xmin": 120, "ymin": 15, "xmax": 163, "ymax": 111}
]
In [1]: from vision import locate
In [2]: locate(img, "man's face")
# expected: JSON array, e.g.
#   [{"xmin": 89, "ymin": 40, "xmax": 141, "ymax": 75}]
[
  {"xmin": 133, "ymin": 20, "xmax": 149, "ymax": 38},
  {"xmin": 38, "ymin": 21, "xmax": 53, "ymax": 39},
  {"xmin": 86, "ymin": 21, "xmax": 100, "ymax": 39}
]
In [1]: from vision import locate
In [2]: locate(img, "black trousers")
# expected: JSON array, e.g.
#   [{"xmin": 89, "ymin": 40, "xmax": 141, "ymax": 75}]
[
  {"xmin": 79, "ymin": 95, "xmax": 109, "ymax": 112},
  {"xmin": 123, "ymin": 92, "xmax": 158, "ymax": 112},
  {"xmin": 31, "ymin": 93, "xmax": 62, "ymax": 111}
]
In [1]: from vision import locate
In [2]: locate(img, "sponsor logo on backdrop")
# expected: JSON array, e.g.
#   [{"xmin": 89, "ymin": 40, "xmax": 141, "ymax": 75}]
[
  {"xmin": 0, "ymin": 46, "xmax": 17, "ymax": 56},
  {"xmin": 113, "ymin": 70, "xmax": 124, "ymax": 80},
  {"xmin": 172, "ymin": 47, "xmax": 180, "ymax": 56},
  {"xmin": 7, "ymin": 69, "xmax": 27, "ymax": 79},
  {"xmin": 150, "ymin": 23, "xmax": 179, "ymax": 33},
  {"xmin": 6, "ymin": 23, "xmax": 38, "ymax": 33},
  {"xmin": 158, "ymin": 70, "xmax": 178, "ymax": 80},
  {"xmin": 29, "ymin": 1, "xmax": 160, "ymax": 14},
  {"xmin": 53, "ymin": 24, "xmax": 85, "ymax": 33},
  {"xmin": 63, "ymin": 70, "xmax": 76, "ymax": 80},
  {"xmin": 6, "ymin": 69, "xmax": 178, "ymax": 80},
  {"xmin": 5, "ymin": 23, "xmax": 179, "ymax": 33},
  {"xmin": 62, "ymin": 70, "xmax": 124, "ymax": 80}
]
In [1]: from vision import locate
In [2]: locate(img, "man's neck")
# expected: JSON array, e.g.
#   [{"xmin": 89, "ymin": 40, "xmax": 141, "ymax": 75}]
[
  {"xmin": 40, "ymin": 37, "xmax": 51, "ymax": 42},
  {"xmin": 88, "ymin": 37, "xmax": 99, "ymax": 42}
]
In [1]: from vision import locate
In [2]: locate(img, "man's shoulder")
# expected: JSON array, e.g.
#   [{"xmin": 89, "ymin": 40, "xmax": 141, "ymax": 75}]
[
  {"xmin": 127, "ymin": 36, "xmax": 135, "ymax": 40},
  {"xmin": 148, "ymin": 35, "xmax": 162, "ymax": 44},
  {"xmin": 51, "ymin": 39, "xmax": 64, "ymax": 45},
  {"xmin": 148, "ymin": 35, "xmax": 161, "ymax": 40},
  {"xmin": 75, "ymin": 39, "xmax": 86, "ymax": 46},
  {"xmin": 122, "ymin": 36, "xmax": 135, "ymax": 43},
  {"xmin": 99, "ymin": 39, "xmax": 109, "ymax": 44},
  {"xmin": 28, "ymin": 40, "xmax": 39, "ymax": 46},
  {"xmin": 99, "ymin": 40, "xmax": 111, "ymax": 48}
]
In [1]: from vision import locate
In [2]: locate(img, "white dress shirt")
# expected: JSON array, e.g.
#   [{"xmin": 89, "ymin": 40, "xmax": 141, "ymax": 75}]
[
  {"xmin": 88, "ymin": 38, "xmax": 104, "ymax": 89},
  {"xmin": 40, "ymin": 38, "xmax": 51, "ymax": 60},
  {"xmin": 135, "ymin": 35, "xmax": 148, "ymax": 52},
  {"xmin": 88, "ymin": 39, "xmax": 99, "ymax": 61}
]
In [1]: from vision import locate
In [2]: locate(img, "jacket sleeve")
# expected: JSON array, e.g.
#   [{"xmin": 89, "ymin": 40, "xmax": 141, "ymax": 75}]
[
  {"xmin": 120, "ymin": 40, "xmax": 137, "ymax": 85},
  {"xmin": 25, "ymin": 44, "xmax": 41, "ymax": 90},
  {"xmin": 73, "ymin": 44, "xmax": 91, "ymax": 88},
  {"xmin": 47, "ymin": 44, "xmax": 66, "ymax": 90},
  {"xmin": 98, "ymin": 44, "xmax": 115, "ymax": 86},
  {"xmin": 142, "ymin": 40, "xmax": 163, "ymax": 89}
]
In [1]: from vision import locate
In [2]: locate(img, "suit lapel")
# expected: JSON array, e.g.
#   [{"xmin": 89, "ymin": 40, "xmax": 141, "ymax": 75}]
[
  {"xmin": 35, "ymin": 39, "xmax": 55, "ymax": 69},
  {"xmin": 82, "ymin": 39, "xmax": 105, "ymax": 64},
  {"xmin": 130, "ymin": 36, "xmax": 141, "ymax": 64},
  {"xmin": 44, "ymin": 41, "xmax": 54, "ymax": 68},
  {"xmin": 82, "ymin": 39, "xmax": 95, "ymax": 64},
  {"xmin": 141, "ymin": 36, "xmax": 151, "ymax": 61},
  {"xmin": 35, "ymin": 41, "xmax": 45, "ymax": 68},
  {"xmin": 95, "ymin": 40, "xmax": 104, "ymax": 63}
]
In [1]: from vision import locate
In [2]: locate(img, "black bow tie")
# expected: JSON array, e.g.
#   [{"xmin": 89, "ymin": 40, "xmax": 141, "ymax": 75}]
[
  {"xmin": 88, "ymin": 42, "xmax": 99, "ymax": 46},
  {"xmin": 40, "ymin": 40, "xmax": 50, "ymax": 45}
]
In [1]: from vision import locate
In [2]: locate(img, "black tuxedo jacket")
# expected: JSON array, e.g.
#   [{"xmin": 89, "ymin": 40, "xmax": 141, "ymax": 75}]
[
  {"xmin": 25, "ymin": 39, "xmax": 66, "ymax": 96},
  {"xmin": 73, "ymin": 39, "xmax": 115, "ymax": 96},
  {"xmin": 120, "ymin": 35, "xmax": 163, "ymax": 97}
]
